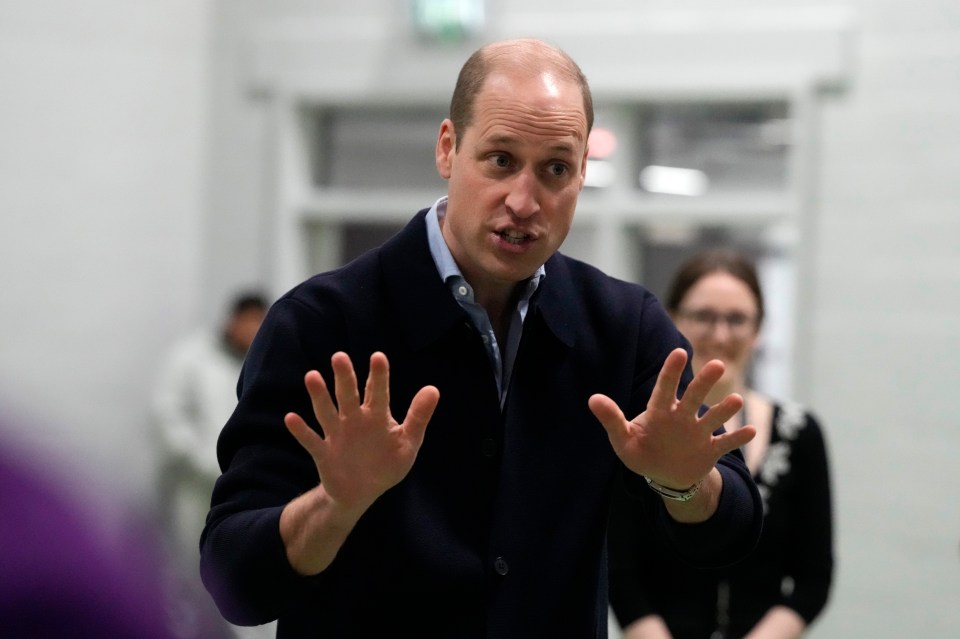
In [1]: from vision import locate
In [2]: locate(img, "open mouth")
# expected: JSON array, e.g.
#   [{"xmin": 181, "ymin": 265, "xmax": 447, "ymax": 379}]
[{"xmin": 497, "ymin": 229, "xmax": 532, "ymax": 245}]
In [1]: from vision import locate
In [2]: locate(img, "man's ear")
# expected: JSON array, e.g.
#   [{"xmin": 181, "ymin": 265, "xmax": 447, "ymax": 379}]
[{"xmin": 435, "ymin": 119, "xmax": 456, "ymax": 180}]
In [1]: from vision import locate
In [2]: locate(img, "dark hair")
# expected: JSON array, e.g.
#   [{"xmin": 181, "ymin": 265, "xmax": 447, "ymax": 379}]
[
  {"xmin": 449, "ymin": 39, "xmax": 594, "ymax": 149},
  {"xmin": 229, "ymin": 291, "xmax": 268, "ymax": 316},
  {"xmin": 665, "ymin": 249, "xmax": 765, "ymax": 325}
]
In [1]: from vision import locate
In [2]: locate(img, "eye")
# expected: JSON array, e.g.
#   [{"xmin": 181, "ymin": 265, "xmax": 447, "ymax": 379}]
[
  {"xmin": 726, "ymin": 313, "xmax": 751, "ymax": 328},
  {"xmin": 689, "ymin": 310, "xmax": 718, "ymax": 325},
  {"xmin": 546, "ymin": 162, "xmax": 569, "ymax": 177},
  {"xmin": 490, "ymin": 153, "xmax": 512, "ymax": 169}
]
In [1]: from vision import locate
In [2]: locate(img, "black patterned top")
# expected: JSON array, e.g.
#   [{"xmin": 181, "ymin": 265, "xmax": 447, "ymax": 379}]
[{"xmin": 608, "ymin": 402, "xmax": 835, "ymax": 639}]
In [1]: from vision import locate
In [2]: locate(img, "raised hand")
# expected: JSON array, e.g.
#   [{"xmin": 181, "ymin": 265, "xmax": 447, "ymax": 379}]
[
  {"xmin": 284, "ymin": 351, "xmax": 440, "ymax": 513},
  {"xmin": 588, "ymin": 347, "xmax": 755, "ymax": 491}
]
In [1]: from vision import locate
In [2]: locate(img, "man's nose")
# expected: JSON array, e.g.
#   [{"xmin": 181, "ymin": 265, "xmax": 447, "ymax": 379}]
[{"xmin": 504, "ymin": 170, "xmax": 541, "ymax": 218}]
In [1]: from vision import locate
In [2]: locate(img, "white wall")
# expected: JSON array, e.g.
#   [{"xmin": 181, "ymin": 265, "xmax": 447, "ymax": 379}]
[
  {"xmin": 0, "ymin": 1, "xmax": 213, "ymax": 503},
  {"xmin": 811, "ymin": 4, "xmax": 960, "ymax": 635}
]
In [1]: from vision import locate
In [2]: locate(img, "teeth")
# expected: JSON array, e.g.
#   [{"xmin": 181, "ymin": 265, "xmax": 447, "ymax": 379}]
[{"xmin": 500, "ymin": 230, "xmax": 528, "ymax": 244}]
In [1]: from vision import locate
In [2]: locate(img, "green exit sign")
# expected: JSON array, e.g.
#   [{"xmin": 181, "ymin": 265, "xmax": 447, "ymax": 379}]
[{"xmin": 411, "ymin": 0, "xmax": 486, "ymax": 44}]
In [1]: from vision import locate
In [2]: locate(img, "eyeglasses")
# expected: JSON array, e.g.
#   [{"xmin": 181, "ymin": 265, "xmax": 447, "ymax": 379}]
[{"xmin": 676, "ymin": 308, "xmax": 758, "ymax": 337}]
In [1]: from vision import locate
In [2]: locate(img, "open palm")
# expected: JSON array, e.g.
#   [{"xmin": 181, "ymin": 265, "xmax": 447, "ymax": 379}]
[{"xmin": 284, "ymin": 351, "xmax": 440, "ymax": 512}]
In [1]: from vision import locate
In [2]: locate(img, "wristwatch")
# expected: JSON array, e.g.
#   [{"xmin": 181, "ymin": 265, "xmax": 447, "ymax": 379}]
[{"xmin": 644, "ymin": 476, "xmax": 704, "ymax": 502}]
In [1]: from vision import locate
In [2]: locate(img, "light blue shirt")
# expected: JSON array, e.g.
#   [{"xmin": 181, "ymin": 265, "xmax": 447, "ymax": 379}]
[{"xmin": 425, "ymin": 197, "xmax": 544, "ymax": 407}]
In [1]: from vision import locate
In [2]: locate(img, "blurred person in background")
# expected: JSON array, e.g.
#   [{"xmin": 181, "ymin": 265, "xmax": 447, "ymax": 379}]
[
  {"xmin": 151, "ymin": 289, "xmax": 269, "ymax": 639},
  {"xmin": 608, "ymin": 249, "xmax": 834, "ymax": 639},
  {"xmin": 153, "ymin": 290, "xmax": 268, "ymax": 566}
]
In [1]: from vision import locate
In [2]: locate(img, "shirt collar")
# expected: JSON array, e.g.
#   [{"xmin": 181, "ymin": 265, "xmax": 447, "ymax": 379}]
[
  {"xmin": 426, "ymin": 197, "xmax": 462, "ymax": 283},
  {"xmin": 425, "ymin": 195, "xmax": 546, "ymax": 289}
]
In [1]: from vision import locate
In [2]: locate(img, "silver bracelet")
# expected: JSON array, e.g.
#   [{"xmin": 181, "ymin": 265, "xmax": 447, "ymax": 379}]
[{"xmin": 644, "ymin": 476, "xmax": 704, "ymax": 502}]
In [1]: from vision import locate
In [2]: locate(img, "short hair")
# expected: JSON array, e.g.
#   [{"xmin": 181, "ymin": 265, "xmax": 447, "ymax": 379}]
[
  {"xmin": 449, "ymin": 39, "xmax": 594, "ymax": 149},
  {"xmin": 665, "ymin": 249, "xmax": 765, "ymax": 326}
]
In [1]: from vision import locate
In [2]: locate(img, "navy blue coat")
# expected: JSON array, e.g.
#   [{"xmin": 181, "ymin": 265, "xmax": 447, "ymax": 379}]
[{"xmin": 200, "ymin": 210, "xmax": 762, "ymax": 638}]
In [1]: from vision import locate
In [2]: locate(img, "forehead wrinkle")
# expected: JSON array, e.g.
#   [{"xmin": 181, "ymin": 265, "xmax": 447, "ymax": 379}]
[
  {"xmin": 475, "ymin": 103, "xmax": 587, "ymax": 146},
  {"xmin": 472, "ymin": 70, "xmax": 588, "ymax": 143}
]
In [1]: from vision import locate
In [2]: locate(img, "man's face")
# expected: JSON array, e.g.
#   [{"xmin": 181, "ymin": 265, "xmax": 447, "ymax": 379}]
[
  {"xmin": 226, "ymin": 307, "xmax": 266, "ymax": 355},
  {"xmin": 435, "ymin": 69, "xmax": 589, "ymax": 297}
]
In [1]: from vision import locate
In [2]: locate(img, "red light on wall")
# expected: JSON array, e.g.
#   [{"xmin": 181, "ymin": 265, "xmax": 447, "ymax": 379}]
[{"xmin": 587, "ymin": 127, "xmax": 617, "ymax": 159}]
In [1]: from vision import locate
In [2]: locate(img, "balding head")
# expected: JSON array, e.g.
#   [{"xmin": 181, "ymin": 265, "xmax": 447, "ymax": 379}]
[{"xmin": 449, "ymin": 38, "xmax": 594, "ymax": 149}]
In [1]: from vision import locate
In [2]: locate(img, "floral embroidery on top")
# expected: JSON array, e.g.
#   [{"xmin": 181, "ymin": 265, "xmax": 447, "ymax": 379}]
[
  {"xmin": 756, "ymin": 401, "xmax": 808, "ymax": 514},
  {"xmin": 760, "ymin": 442, "xmax": 791, "ymax": 486},
  {"xmin": 777, "ymin": 402, "xmax": 806, "ymax": 440}
]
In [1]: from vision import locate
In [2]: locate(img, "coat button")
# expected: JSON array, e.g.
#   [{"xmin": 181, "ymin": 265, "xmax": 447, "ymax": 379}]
[
  {"xmin": 494, "ymin": 556, "xmax": 509, "ymax": 576},
  {"xmin": 481, "ymin": 438, "xmax": 497, "ymax": 458}
]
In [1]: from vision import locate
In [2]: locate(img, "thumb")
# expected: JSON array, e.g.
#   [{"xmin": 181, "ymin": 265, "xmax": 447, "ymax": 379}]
[
  {"xmin": 284, "ymin": 412, "xmax": 325, "ymax": 459},
  {"xmin": 716, "ymin": 424, "xmax": 757, "ymax": 455},
  {"xmin": 588, "ymin": 394, "xmax": 627, "ymax": 438},
  {"xmin": 402, "ymin": 385, "xmax": 440, "ymax": 446}
]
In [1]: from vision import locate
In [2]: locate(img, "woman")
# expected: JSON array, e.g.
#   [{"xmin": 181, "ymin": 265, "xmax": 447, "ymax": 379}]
[{"xmin": 608, "ymin": 249, "xmax": 834, "ymax": 639}]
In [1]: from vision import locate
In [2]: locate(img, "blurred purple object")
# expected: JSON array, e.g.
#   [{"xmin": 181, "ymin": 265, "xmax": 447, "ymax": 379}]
[{"xmin": 0, "ymin": 444, "xmax": 175, "ymax": 638}]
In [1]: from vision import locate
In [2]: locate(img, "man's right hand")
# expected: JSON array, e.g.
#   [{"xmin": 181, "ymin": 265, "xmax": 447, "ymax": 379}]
[{"xmin": 279, "ymin": 351, "xmax": 439, "ymax": 575}]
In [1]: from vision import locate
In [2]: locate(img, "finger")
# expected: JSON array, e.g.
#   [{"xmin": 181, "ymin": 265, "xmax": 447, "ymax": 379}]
[
  {"xmin": 677, "ymin": 359, "xmax": 725, "ymax": 414},
  {"xmin": 402, "ymin": 385, "xmax": 440, "ymax": 447},
  {"xmin": 364, "ymin": 352, "xmax": 391, "ymax": 413},
  {"xmin": 330, "ymin": 352, "xmax": 361, "ymax": 415},
  {"xmin": 284, "ymin": 411, "xmax": 326, "ymax": 459},
  {"xmin": 647, "ymin": 348, "xmax": 688, "ymax": 410},
  {"xmin": 697, "ymin": 392, "xmax": 744, "ymax": 432},
  {"xmin": 303, "ymin": 370, "xmax": 340, "ymax": 431},
  {"xmin": 714, "ymin": 424, "xmax": 757, "ymax": 456},
  {"xmin": 588, "ymin": 393, "xmax": 628, "ymax": 440}
]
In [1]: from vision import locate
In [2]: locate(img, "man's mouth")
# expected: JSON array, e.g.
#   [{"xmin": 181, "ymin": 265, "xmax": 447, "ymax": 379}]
[{"xmin": 497, "ymin": 230, "xmax": 531, "ymax": 245}]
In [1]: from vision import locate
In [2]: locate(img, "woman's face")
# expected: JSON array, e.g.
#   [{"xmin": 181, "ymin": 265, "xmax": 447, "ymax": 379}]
[{"xmin": 672, "ymin": 271, "xmax": 761, "ymax": 386}]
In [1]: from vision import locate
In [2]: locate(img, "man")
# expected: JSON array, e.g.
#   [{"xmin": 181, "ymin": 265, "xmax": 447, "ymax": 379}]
[
  {"xmin": 154, "ymin": 290, "xmax": 268, "ymax": 566},
  {"xmin": 201, "ymin": 39, "xmax": 761, "ymax": 638},
  {"xmin": 153, "ymin": 291, "xmax": 270, "ymax": 639}
]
